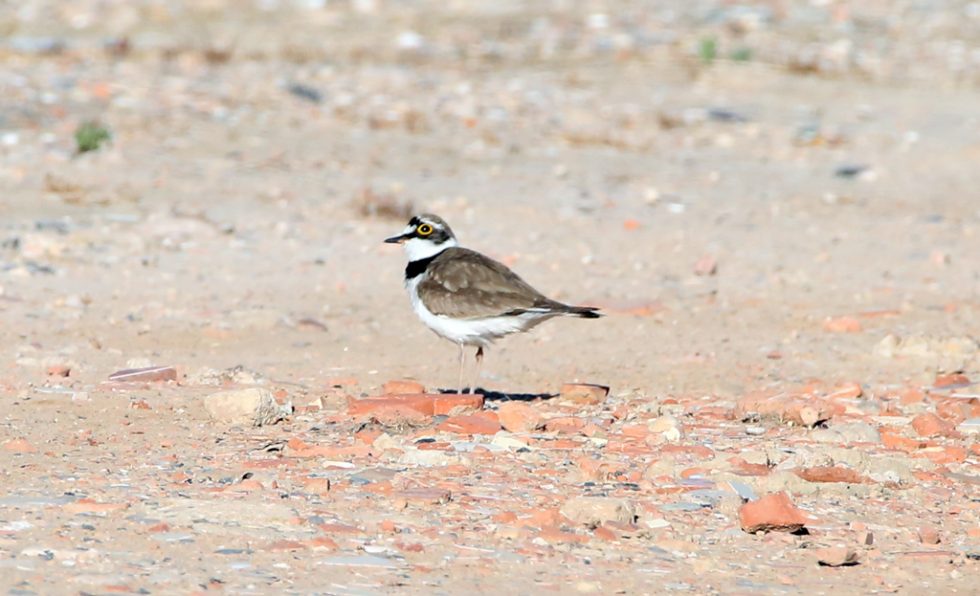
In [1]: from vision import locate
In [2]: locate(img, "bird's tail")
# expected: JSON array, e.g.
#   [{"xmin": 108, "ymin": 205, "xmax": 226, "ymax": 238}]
[{"xmin": 565, "ymin": 305, "xmax": 602, "ymax": 319}]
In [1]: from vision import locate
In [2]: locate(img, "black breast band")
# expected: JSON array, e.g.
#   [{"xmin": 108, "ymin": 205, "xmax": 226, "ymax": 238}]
[{"xmin": 405, "ymin": 254, "xmax": 438, "ymax": 280}]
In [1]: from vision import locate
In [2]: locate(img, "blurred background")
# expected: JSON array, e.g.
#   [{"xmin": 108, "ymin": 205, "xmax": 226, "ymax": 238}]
[{"xmin": 1, "ymin": 1, "xmax": 979, "ymax": 393}]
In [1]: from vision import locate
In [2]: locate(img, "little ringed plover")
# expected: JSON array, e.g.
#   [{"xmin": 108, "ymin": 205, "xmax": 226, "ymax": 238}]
[{"xmin": 384, "ymin": 213, "xmax": 601, "ymax": 393}]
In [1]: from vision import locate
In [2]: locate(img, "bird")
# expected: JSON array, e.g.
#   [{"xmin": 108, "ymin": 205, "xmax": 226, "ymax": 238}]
[{"xmin": 384, "ymin": 213, "xmax": 601, "ymax": 394}]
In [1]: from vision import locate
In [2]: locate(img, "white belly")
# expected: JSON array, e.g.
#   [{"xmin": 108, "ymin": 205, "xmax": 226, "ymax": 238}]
[{"xmin": 406, "ymin": 276, "xmax": 555, "ymax": 347}]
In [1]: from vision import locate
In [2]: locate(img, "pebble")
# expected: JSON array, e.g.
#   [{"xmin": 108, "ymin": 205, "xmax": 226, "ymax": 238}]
[
  {"xmin": 203, "ymin": 388, "xmax": 291, "ymax": 426},
  {"xmin": 560, "ymin": 497, "xmax": 636, "ymax": 528},
  {"xmin": 918, "ymin": 526, "xmax": 941, "ymax": 545},
  {"xmin": 722, "ymin": 480, "xmax": 758, "ymax": 502},
  {"xmin": 2, "ymin": 438, "xmax": 37, "ymax": 453},
  {"xmin": 956, "ymin": 418, "xmax": 980, "ymax": 434},
  {"xmin": 815, "ymin": 547, "xmax": 860, "ymax": 567},
  {"xmin": 810, "ymin": 422, "xmax": 881, "ymax": 444},
  {"xmin": 646, "ymin": 415, "xmax": 683, "ymax": 443},
  {"xmin": 317, "ymin": 555, "xmax": 402, "ymax": 568},
  {"xmin": 107, "ymin": 365, "xmax": 177, "ymax": 383}
]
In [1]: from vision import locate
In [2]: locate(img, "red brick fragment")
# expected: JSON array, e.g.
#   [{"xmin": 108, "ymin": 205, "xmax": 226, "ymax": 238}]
[
  {"xmin": 934, "ymin": 373, "xmax": 971, "ymax": 389},
  {"xmin": 492, "ymin": 511, "xmax": 518, "ymax": 524},
  {"xmin": 370, "ymin": 405, "xmax": 429, "ymax": 427},
  {"xmin": 911, "ymin": 413, "xmax": 956, "ymax": 438},
  {"xmin": 826, "ymin": 382, "xmax": 862, "ymax": 400},
  {"xmin": 935, "ymin": 398, "xmax": 980, "ymax": 424},
  {"xmin": 728, "ymin": 457, "xmax": 772, "ymax": 476},
  {"xmin": 537, "ymin": 525, "xmax": 588, "ymax": 544},
  {"xmin": 823, "ymin": 316, "xmax": 862, "ymax": 333},
  {"xmin": 544, "ymin": 416, "xmax": 587, "ymax": 434},
  {"xmin": 559, "ymin": 383, "xmax": 609, "ymax": 404},
  {"xmin": 919, "ymin": 446, "xmax": 967, "ymax": 464},
  {"xmin": 880, "ymin": 429, "xmax": 926, "ymax": 451},
  {"xmin": 348, "ymin": 393, "xmax": 483, "ymax": 417},
  {"xmin": 437, "ymin": 412, "xmax": 500, "ymax": 435},
  {"xmin": 497, "ymin": 401, "xmax": 543, "ymax": 433},
  {"xmin": 796, "ymin": 466, "xmax": 867, "ymax": 484},
  {"xmin": 3, "ymin": 438, "xmax": 37, "ymax": 453},
  {"xmin": 739, "ymin": 492, "xmax": 808, "ymax": 534},
  {"xmin": 309, "ymin": 537, "xmax": 339, "ymax": 550},
  {"xmin": 898, "ymin": 388, "xmax": 926, "ymax": 405}
]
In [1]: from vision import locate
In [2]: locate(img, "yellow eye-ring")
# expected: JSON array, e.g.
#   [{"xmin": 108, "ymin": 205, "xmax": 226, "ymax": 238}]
[{"xmin": 417, "ymin": 224, "xmax": 434, "ymax": 236}]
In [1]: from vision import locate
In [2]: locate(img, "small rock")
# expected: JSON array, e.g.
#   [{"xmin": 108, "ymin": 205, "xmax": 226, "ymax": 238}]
[
  {"xmin": 815, "ymin": 547, "xmax": 860, "ymax": 567},
  {"xmin": 918, "ymin": 526, "xmax": 941, "ymax": 545},
  {"xmin": 108, "ymin": 366, "xmax": 177, "ymax": 383},
  {"xmin": 204, "ymin": 388, "xmax": 291, "ymax": 426},
  {"xmin": 810, "ymin": 422, "xmax": 880, "ymax": 444},
  {"xmin": 834, "ymin": 164, "xmax": 871, "ymax": 179},
  {"xmin": 286, "ymin": 82, "xmax": 323, "ymax": 104},
  {"xmin": 497, "ymin": 401, "xmax": 543, "ymax": 433},
  {"xmin": 823, "ymin": 316, "xmax": 862, "ymax": 333},
  {"xmin": 693, "ymin": 255, "xmax": 717, "ymax": 276},
  {"xmin": 560, "ymin": 496, "xmax": 636, "ymax": 529},
  {"xmin": 490, "ymin": 432, "xmax": 529, "ymax": 450},
  {"xmin": 735, "ymin": 391, "xmax": 834, "ymax": 427},
  {"xmin": 873, "ymin": 334, "xmax": 978, "ymax": 373},
  {"xmin": 738, "ymin": 492, "xmax": 808, "ymax": 534},
  {"xmin": 3, "ymin": 438, "xmax": 37, "ymax": 453},
  {"xmin": 956, "ymin": 418, "xmax": 980, "ymax": 434},
  {"xmin": 721, "ymin": 480, "xmax": 757, "ymax": 502},
  {"xmin": 646, "ymin": 415, "xmax": 683, "ymax": 443},
  {"xmin": 393, "ymin": 487, "xmax": 451, "ymax": 506},
  {"xmin": 46, "ymin": 364, "xmax": 71, "ymax": 377},
  {"xmin": 559, "ymin": 383, "xmax": 609, "ymax": 404}
]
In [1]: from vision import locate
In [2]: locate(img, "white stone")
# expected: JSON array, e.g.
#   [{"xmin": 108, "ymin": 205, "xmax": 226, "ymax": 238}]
[{"xmin": 203, "ymin": 388, "xmax": 290, "ymax": 426}]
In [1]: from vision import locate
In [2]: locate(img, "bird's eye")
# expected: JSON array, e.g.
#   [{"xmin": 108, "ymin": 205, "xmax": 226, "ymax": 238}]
[{"xmin": 417, "ymin": 224, "xmax": 434, "ymax": 236}]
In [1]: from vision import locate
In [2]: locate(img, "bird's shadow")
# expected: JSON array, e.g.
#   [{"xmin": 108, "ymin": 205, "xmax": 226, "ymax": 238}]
[{"xmin": 437, "ymin": 387, "xmax": 556, "ymax": 402}]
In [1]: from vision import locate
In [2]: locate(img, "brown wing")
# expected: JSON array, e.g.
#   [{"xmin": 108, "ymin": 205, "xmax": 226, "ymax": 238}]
[{"xmin": 418, "ymin": 248, "xmax": 565, "ymax": 319}]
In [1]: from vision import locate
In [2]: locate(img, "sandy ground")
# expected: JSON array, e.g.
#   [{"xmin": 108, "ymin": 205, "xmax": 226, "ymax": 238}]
[{"xmin": 1, "ymin": 1, "xmax": 980, "ymax": 594}]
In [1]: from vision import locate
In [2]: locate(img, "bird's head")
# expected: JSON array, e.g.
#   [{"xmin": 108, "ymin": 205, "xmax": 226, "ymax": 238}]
[{"xmin": 384, "ymin": 213, "xmax": 458, "ymax": 260}]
